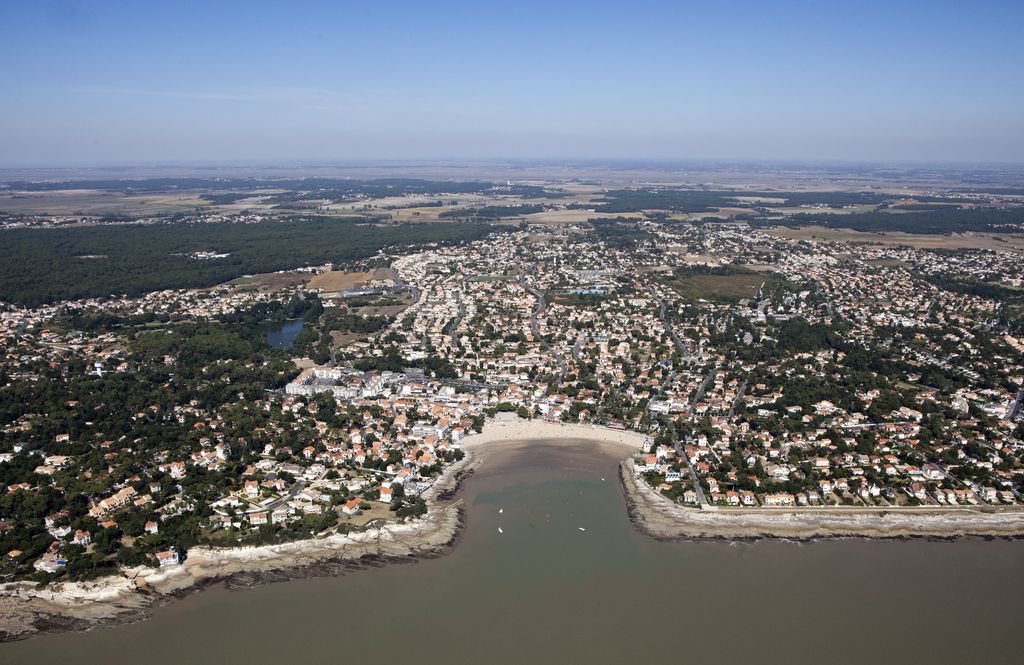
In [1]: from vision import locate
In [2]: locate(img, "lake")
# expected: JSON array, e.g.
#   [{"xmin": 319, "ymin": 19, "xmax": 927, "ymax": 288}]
[
  {"xmin": 4, "ymin": 438, "xmax": 1022, "ymax": 665},
  {"xmin": 263, "ymin": 318, "xmax": 304, "ymax": 349}
]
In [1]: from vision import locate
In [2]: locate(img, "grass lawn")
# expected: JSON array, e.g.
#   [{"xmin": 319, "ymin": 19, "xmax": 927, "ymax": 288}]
[{"xmin": 666, "ymin": 271, "xmax": 765, "ymax": 302}]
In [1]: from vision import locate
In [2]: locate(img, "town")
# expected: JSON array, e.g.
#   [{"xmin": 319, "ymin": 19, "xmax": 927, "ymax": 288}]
[
  {"xmin": 1, "ymin": 207, "xmax": 1024, "ymax": 582},
  {"xmin": 4, "ymin": 2, "xmax": 1024, "ymax": 658}
]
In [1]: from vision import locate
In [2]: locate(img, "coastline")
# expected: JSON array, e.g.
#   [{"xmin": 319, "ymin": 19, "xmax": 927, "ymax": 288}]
[
  {"xmin": 0, "ymin": 443, "xmax": 480, "ymax": 643},
  {"xmin": 467, "ymin": 421, "xmax": 1024, "ymax": 541},
  {"xmin": 461, "ymin": 419, "xmax": 649, "ymax": 452},
  {"xmin": 5, "ymin": 418, "xmax": 1023, "ymax": 642},
  {"xmin": 0, "ymin": 419, "xmax": 645, "ymax": 642},
  {"xmin": 619, "ymin": 458, "xmax": 1024, "ymax": 540}
]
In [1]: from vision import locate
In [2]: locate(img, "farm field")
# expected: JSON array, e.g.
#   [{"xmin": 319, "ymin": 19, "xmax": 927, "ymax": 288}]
[
  {"xmin": 523, "ymin": 209, "xmax": 643, "ymax": 225},
  {"xmin": 765, "ymin": 225, "xmax": 1024, "ymax": 252},
  {"xmin": 0, "ymin": 189, "xmax": 211, "ymax": 216}
]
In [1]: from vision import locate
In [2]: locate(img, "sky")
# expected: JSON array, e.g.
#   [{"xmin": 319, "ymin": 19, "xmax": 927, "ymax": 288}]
[{"xmin": 1, "ymin": 0, "xmax": 1022, "ymax": 167}]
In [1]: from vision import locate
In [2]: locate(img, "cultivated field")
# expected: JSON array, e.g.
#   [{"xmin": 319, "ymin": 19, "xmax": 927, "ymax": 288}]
[
  {"xmin": 727, "ymin": 195, "xmax": 787, "ymax": 204},
  {"xmin": 523, "ymin": 209, "xmax": 644, "ymax": 225},
  {"xmin": 770, "ymin": 204, "xmax": 879, "ymax": 216},
  {"xmin": 0, "ymin": 189, "xmax": 211, "ymax": 216},
  {"xmin": 766, "ymin": 225, "xmax": 1024, "ymax": 252}
]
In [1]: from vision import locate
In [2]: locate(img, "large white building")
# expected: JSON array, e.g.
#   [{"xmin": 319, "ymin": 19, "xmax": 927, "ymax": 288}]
[{"xmin": 285, "ymin": 367, "xmax": 398, "ymax": 400}]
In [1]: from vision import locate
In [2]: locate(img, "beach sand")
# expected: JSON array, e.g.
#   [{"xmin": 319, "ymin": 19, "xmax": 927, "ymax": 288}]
[{"xmin": 462, "ymin": 419, "xmax": 649, "ymax": 452}]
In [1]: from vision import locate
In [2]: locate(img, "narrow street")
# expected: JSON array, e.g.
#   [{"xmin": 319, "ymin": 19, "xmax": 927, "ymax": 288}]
[
  {"xmin": 648, "ymin": 287, "xmax": 692, "ymax": 359},
  {"xmin": 686, "ymin": 365, "xmax": 718, "ymax": 416}
]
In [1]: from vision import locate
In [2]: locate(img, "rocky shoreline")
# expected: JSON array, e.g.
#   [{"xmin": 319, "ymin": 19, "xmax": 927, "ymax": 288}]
[
  {"xmin": 7, "ymin": 422, "xmax": 1023, "ymax": 642},
  {"xmin": 0, "ymin": 448, "xmax": 480, "ymax": 643},
  {"xmin": 619, "ymin": 459, "xmax": 1024, "ymax": 541},
  {"xmin": 0, "ymin": 422, "xmax": 632, "ymax": 643}
]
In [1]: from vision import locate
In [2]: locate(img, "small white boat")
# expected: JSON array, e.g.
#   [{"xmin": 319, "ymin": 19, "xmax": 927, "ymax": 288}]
[
  {"xmin": 498, "ymin": 527, "xmax": 503, "ymax": 534},
  {"xmin": 578, "ymin": 527, "xmax": 587, "ymax": 532},
  {"xmin": 498, "ymin": 508, "xmax": 503, "ymax": 514},
  {"xmin": 601, "ymin": 477, "xmax": 606, "ymax": 482}
]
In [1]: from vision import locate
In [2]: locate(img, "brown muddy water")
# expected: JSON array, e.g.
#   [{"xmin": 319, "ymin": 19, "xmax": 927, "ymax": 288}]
[{"xmin": 3, "ymin": 438, "xmax": 1022, "ymax": 665}]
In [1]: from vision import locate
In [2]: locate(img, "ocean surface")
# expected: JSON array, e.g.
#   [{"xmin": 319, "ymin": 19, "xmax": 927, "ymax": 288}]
[{"xmin": 5, "ymin": 438, "xmax": 1022, "ymax": 665}]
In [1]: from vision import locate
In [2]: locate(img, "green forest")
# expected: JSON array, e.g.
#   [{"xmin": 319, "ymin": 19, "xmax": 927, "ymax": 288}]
[
  {"xmin": 439, "ymin": 204, "xmax": 547, "ymax": 219},
  {"xmin": 0, "ymin": 217, "xmax": 497, "ymax": 306}
]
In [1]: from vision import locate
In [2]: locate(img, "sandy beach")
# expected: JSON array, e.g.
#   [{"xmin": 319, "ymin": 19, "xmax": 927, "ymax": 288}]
[{"xmin": 462, "ymin": 419, "xmax": 649, "ymax": 452}]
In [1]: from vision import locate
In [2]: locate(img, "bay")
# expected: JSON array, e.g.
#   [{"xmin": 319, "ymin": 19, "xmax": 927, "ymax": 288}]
[{"xmin": 4, "ymin": 438, "xmax": 1021, "ymax": 665}]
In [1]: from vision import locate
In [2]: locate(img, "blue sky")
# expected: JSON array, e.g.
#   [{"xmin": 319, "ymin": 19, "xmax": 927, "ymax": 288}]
[{"xmin": 1, "ymin": 0, "xmax": 1022, "ymax": 166}]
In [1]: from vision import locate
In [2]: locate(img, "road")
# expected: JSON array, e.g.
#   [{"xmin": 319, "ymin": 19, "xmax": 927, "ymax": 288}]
[
  {"xmin": 938, "ymin": 466, "xmax": 987, "ymax": 505},
  {"xmin": 659, "ymin": 370, "xmax": 677, "ymax": 397},
  {"xmin": 389, "ymin": 267, "xmax": 420, "ymax": 306},
  {"xmin": 686, "ymin": 365, "xmax": 718, "ymax": 416},
  {"xmin": 442, "ymin": 282, "xmax": 466, "ymax": 338},
  {"xmin": 813, "ymin": 280, "xmax": 834, "ymax": 317},
  {"xmin": 520, "ymin": 268, "xmax": 546, "ymax": 340},
  {"xmin": 526, "ymin": 286, "xmax": 545, "ymax": 339},
  {"xmin": 245, "ymin": 472, "xmax": 317, "ymax": 515},
  {"xmin": 673, "ymin": 440, "xmax": 708, "ymax": 507},
  {"xmin": 571, "ymin": 333, "xmax": 584, "ymax": 361},
  {"xmin": 1010, "ymin": 387, "xmax": 1024, "ymax": 421},
  {"xmin": 648, "ymin": 287, "xmax": 692, "ymax": 359},
  {"xmin": 555, "ymin": 333, "xmax": 585, "ymax": 384},
  {"xmin": 728, "ymin": 375, "xmax": 749, "ymax": 417}
]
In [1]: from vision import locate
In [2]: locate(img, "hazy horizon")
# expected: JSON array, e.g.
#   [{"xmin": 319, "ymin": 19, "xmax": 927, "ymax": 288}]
[{"xmin": 2, "ymin": 1, "xmax": 1023, "ymax": 167}]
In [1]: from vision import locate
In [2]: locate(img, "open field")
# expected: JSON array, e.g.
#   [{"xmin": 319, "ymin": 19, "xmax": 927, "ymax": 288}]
[
  {"xmin": 348, "ymin": 292, "xmax": 412, "ymax": 317},
  {"xmin": 329, "ymin": 330, "xmax": 368, "ymax": 349},
  {"xmin": 386, "ymin": 206, "xmax": 453, "ymax": 221},
  {"xmin": 523, "ymin": 209, "xmax": 645, "ymax": 225},
  {"xmin": 638, "ymin": 265, "xmax": 675, "ymax": 274},
  {"xmin": 0, "ymin": 189, "xmax": 212, "ymax": 216},
  {"xmin": 227, "ymin": 271, "xmax": 312, "ymax": 291},
  {"xmin": 340, "ymin": 503, "xmax": 396, "ymax": 527},
  {"xmin": 727, "ymin": 195, "xmax": 787, "ymax": 204},
  {"xmin": 207, "ymin": 190, "xmax": 288, "ymax": 212},
  {"xmin": 691, "ymin": 206, "xmax": 756, "ymax": 219},
  {"xmin": 771, "ymin": 203, "xmax": 880, "ymax": 216},
  {"xmin": 307, "ymin": 268, "xmax": 393, "ymax": 292},
  {"xmin": 765, "ymin": 225, "xmax": 1024, "ymax": 252},
  {"xmin": 322, "ymin": 194, "xmax": 492, "ymax": 220},
  {"xmin": 665, "ymin": 271, "xmax": 766, "ymax": 301}
]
